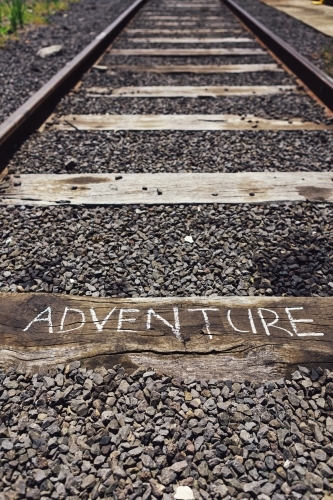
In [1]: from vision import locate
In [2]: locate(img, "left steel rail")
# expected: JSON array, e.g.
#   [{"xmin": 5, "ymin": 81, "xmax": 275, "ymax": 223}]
[{"xmin": 0, "ymin": 0, "xmax": 147, "ymax": 168}]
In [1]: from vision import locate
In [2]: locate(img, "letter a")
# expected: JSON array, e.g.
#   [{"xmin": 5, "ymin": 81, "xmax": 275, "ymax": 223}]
[{"xmin": 23, "ymin": 307, "xmax": 53, "ymax": 334}]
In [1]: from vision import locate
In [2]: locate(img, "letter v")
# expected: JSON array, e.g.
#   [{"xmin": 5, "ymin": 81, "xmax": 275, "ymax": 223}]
[{"xmin": 90, "ymin": 307, "xmax": 116, "ymax": 332}]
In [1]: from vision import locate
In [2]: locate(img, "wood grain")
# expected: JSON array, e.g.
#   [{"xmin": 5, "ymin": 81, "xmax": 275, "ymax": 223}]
[
  {"xmin": 1, "ymin": 172, "xmax": 333, "ymax": 206},
  {"xmin": 160, "ymin": 3, "xmax": 220, "ymax": 6},
  {"xmin": 138, "ymin": 15, "xmax": 226, "ymax": 19},
  {"xmin": 45, "ymin": 114, "xmax": 333, "ymax": 132},
  {"xmin": 126, "ymin": 37, "xmax": 253, "ymax": 43},
  {"xmin": 85, "ymin": 85, "xmax": 297, "ymax": 98},
  {"xmin": 126, "ymin": 29, "xmax": 243, "ymax": 34},
  {"xmin": 1, "ymin": 293, "xmax": 332, "ymax": 380},
  {"xmin": 110, "ymin": 48, "xmax": 265, "ymax": 56},
  {"xmin": 145, "ymin": 21, "xmax": 228, "ymax": 26},
  {"xmin": 106, "ymin": 64, "xmax": 283, "ymax": 73},
  {"xmin": 0, "ymin": 167, "xmax": 8, "ymax": 183}
]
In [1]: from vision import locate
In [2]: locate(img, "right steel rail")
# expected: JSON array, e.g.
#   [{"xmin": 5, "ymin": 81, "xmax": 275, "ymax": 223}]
[{"xmin": 223, "ymin": 0, "xmax": 333, "ymax": 112}]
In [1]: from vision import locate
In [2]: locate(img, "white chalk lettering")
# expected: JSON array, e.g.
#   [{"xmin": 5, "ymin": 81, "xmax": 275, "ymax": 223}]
[
  {"xmin": 90, "ymin": 307, "xmax": 116, "ymax": 332},
  {"xmin": 117, "ymin": 309, "xmax": 139, "ymax": 332},
  {"xmin": 285, "ymin": 307, "xmax": 324, "ymax": 337},
  {"xmin": 23, "ymin": 307, "xmax": 53, "ymax": 333},
  {"xmin": 60, "ymin": 307, "xmax": 85, "ymax": 333},
  {"xmin": 188, "ymin": 308, "xmax": 219, "ymax": 339},
  {"xmin": 248, "ymin": 309, "xmax": 257, "ymax": 334},
  {"xmin": 147, "ymin": 308, "xmax": 181, "ymax": 340},
  {"xmin": 227, "ymin": 310, "xmax": 249, "ymax": 333},
  {"xmin": 257, "ymin": 308, "xmax": 293, "ymax": 337}
]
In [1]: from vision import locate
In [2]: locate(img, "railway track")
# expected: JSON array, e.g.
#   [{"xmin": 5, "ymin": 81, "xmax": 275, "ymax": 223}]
[
  {"xmin": 0, "ymin": 0, "xmax": 333, "ymax": 376},
  {"xmin": 1, "ymin": 1, "xmax": 333, "ymax": 497}
]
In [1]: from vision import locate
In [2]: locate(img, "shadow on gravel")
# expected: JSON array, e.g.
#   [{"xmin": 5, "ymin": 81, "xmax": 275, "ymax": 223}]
[
  {"xmin": 253, "ymin": 223, "xmax": 333, "ymax": 297},
  {"xmin": 1, "ymin": 203, "xmax": 333, "ymax": 298}
]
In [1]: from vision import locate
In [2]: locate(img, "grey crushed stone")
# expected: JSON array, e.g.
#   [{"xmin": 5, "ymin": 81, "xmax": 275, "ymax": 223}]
[
  {"xmin": 120, "ymin": 29, "xmax": 250, "ymax": 38},
  {"xmin": 82, "ymin": 69, "xmax": 295, "ymax": 87},
  {"xmin": 235, "ymin": 0, "xmax": 333, "ymax": 75},
  {"xmin": 0, "ymin": 203, "xmax": 333, "ymax": 298},
  {"xmin": 102, "ymin": 55, "xmax": 274, "ymax": 66},
  {"xmin": 72, "ymin": 1, "xmax": 328, "ymax": 124},
  {"xmin": 0, "ymin": 362, "xmax": 333, "ymax": 499},
  {"xmin": 133, "ymin": 3, "xmax": 236, "ymax": 24},
  {"xmin": 0, "ymin": 0, "xmax": 134, "ymax": 123},
  {"xmin": 111, "ymin": 42, "xmax": 259, "ymax": 50},
  {"xmin": 55, "ymin": 92, "xmax": 328, "ymax": 123},
  {"xmin": 2, "ymin": 0, "xmax": 333, "ymax": 499},
  {"xmin": 7, "ymin": 130, "xmax": 333, "ymax": 174}
]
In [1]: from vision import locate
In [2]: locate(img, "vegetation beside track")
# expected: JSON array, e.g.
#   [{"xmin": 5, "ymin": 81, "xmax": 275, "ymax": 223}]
[{"xmin": 0, "ymin": 0, "xmax": 77, "ymax": 43}]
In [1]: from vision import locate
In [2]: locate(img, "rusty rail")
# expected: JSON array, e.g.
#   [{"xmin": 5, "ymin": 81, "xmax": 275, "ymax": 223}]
[
  {"xmin": 0, "ymin": 0, "xmax": 147, "ymax": 166},
  {"xmin": 223, "ymin": 0, "xmax": 333, "ymax": 112}
]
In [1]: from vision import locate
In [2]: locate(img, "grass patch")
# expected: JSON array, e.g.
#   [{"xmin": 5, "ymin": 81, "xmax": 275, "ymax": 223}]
[
  {"xmin": 0, "ymin": 0, "xmax": 77, "ymax": 42},
  {"xmin": 322, "ymin": 46, "xmax": 333, "ymax": 78}
]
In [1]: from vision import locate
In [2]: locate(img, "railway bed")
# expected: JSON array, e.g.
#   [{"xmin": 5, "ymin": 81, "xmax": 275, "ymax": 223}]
[{"xmin": 1, "ymin": 0, "xmax": 333, "ymax": 498}]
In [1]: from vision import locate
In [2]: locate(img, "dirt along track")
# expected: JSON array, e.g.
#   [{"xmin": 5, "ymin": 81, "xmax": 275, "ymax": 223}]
[{"xmin": 1, "ymin": 0, "xmax": 333, "ymax": 498}]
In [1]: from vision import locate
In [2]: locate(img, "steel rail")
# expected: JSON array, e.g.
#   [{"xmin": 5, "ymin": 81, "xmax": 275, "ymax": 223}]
[
  {"xmin": 222, "ymin": 0, "xmax": 333, "ymax": 112},
  {"xmin": 0, "ymin": 0, "xmax": 147, "ymax": 166}
]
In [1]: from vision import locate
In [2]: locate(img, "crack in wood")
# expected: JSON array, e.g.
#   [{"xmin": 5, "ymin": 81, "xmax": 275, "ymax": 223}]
[
  {"xmin": 105, "ymin": 63, "xmax": 283, "ymax": 73},
  {"xmin": 2, "ymin": 172, "xmax": 333, "ymax": 205},
  {"xmin": 0, "ymin": 294, "xmax": 332, "ymax": 379}
]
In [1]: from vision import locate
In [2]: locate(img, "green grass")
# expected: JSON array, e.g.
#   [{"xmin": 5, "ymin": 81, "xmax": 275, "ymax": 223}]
[
  {"xmin": 9, "ymin": 0, "xmax": 25, "ymax": 32},
  {"xmin": 0, "ymin": 0, "xmax": 77, "ymax": 42}
]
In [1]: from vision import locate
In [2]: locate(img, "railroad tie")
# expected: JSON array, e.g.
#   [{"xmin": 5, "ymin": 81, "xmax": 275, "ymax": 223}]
[{"xmin": 0, "ymin": 0, "xmax": 333, "ymax": 380}]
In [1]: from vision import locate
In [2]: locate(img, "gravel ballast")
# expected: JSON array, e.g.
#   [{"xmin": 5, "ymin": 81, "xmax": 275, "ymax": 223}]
[
  {"xmin": 235, "ymin": 0, "xmax": 333, "ymax": 75},
  {"xmin": 16, "ymin": 0, "xmax": 330, "ymax": 178},
  {"xmin": 55, "ymin": 93, "xmax": 328, "ymax": 123},
  {"xmin": 1, "ymin": 0, "xmax": 333, "ymax": 497},
  {"xmin": 1, "ymin": 203, "xmax": 332, "ymax": 298},
  {"xmin": 0, "ymin": 362, "xmax": 333, "ymax": 500},
  {"xmin": 111, "ymin": 42, "xmax": 260, "ymax": 50},
  {"xmin": 0, "ymin": 0, "xmax": 134, "ymax": 123},
  {"xmin": 81, "ymin": 68, "xmax": 295, "ymax": 88},
  {"xmin": 102, "ymin": 56, "xmax": 274, "ymax": 66},
  {"xmin": 7, "ymin": 130, "xmax": 333, "ymax": 175}
]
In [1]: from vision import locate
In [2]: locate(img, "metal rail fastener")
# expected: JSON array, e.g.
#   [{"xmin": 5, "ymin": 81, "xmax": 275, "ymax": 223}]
[
  {"xmin": 223, "ymin": 0, "xmax": 333, "ymax": 112},
  {"xmin": 0, "ymin": 0, "xmax": 147, "ymax": 165}
]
